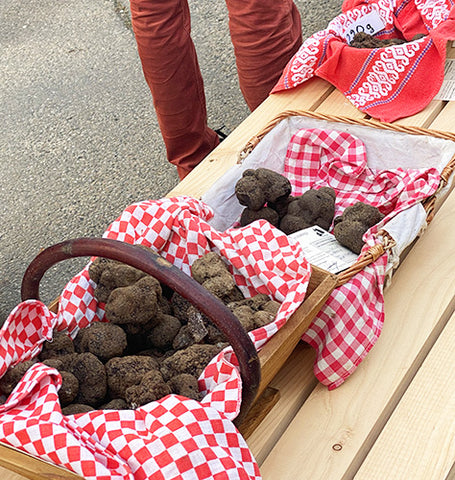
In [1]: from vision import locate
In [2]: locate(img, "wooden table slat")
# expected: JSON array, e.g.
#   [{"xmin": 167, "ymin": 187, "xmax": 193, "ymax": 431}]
[
  {"xmin": 353, "ymin": 311, "xmax": 455, "ymax": 480},
  {"xmin": 259, "ymin": 185, "xmax": 455, "ymax": 480}
]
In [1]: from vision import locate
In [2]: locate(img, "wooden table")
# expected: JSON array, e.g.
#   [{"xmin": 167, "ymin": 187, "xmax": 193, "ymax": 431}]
[
  {"xmin": 2, "ymin": 43, "xmax": 455, "ymax": 480},
  {"xmin": 170, "ymin": 41, "xmax": 455, "ymax": 480}
]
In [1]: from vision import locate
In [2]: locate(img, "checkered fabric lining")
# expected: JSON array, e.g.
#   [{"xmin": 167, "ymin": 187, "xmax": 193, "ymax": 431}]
[
  {"xmin": 284, "ymin": 128, "xmax": 440, "ymax": 388},
  {"xmin": 0, "ymin": 196, "xmax": 312, "ymax": 479}
]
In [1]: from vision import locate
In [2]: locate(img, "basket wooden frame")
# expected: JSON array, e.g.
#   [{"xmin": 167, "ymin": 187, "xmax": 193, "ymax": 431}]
[{"xmin": 238, "ymin": 109, "xmax": 455, "ymax": 287}]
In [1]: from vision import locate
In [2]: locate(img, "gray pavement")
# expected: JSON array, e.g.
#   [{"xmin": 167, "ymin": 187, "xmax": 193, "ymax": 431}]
[{"xmin": 0, "ymin": 0, "xmax": 341, "ymax": 322}]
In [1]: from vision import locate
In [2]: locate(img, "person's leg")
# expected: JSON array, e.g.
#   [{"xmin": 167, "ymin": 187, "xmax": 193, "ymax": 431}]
[
  {"xmin": 130, "ymin": 0, "xmax": 219, "ymax": 179},
  {"xmin": 226, "ymin": 0, "xmax": 302, "ymax": 111}
]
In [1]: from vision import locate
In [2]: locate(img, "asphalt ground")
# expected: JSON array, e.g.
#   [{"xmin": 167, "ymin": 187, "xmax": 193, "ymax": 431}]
[{"xmin": 0, "ymin": 0, "xmax": 342, "ymax": 323}]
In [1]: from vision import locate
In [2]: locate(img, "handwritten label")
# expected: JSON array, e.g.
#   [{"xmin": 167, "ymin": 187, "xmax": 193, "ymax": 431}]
[{"xmin": 345, "ymin": 10, "xmax": 386, "ymax": 44}]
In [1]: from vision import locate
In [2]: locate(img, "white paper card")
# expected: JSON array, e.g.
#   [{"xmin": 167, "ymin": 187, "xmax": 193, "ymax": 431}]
[
  {"xmin": 434, "ymin": 59, "xmax": 455, "ymax": 100},
  {"xmin": 345, "ymin": 10, "xmax": 386, "ymax": 44},
  {"xmin": 289, "ymin": 226, "xmax": 359, "ymax": 274}
]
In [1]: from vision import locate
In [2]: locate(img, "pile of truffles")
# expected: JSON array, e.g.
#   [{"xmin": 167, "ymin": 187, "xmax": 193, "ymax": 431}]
[
  {"xmin": 235, "ymin": 168, "xmax": 336, "ymax": 235},
  {"xmin": 349, "ymin": 32, "xmax": 426, "ymax": 49},
  {"xmin": 0, "ymin": 251, "xmax": 279, "ymax": 413},
  {"xmin": 235, "ymin": 168, "xmax": 384, "ymax": 254}
]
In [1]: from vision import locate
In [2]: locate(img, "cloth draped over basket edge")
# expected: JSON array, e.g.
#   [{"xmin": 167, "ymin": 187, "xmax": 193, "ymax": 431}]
[
  {"xmin": 0, "ymin": 196, "xmax": 313, "ymax": 480},
  {"xmin": 283, "ymin": 128, "xmax": 440, "ymax": 387},
  {"xmin": 271, "ymin": 0, "xmax": 455, "ymax": 122}
]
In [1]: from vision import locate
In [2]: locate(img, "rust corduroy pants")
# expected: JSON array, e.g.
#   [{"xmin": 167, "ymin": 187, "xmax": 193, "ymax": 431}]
[{"xmin": 130, "ymin": 0, "xmax": 302, "ymax": 179}]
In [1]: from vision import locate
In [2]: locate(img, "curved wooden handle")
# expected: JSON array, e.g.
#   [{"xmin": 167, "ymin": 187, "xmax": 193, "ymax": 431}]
[{"xmin": 21, "ymin": 237, "xmax": 260, "ymax": 421}]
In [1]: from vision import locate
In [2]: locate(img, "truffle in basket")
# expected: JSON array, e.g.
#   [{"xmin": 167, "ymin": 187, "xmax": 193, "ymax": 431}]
[
  {"xmin": 0, "ymin": 252, "xmax": 279, "ymax": 411},
  {"xmin": 279, "ymin": 186, "xmax": 336, "ymax": 235},
  {"xmin": 333, "ymin": 201, "xmax": 385, "ymax": 254}
]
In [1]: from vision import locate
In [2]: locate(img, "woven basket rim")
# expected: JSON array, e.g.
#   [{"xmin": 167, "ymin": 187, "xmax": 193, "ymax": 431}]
[{"xmin": 237, "ymin": 109, "xmax": 455, "ymax": 286}]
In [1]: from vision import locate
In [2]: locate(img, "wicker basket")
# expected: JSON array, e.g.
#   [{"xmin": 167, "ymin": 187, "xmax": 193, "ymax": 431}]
[{"xmin": 234, "ymin": 109, "xmax": 455, "ymax": 287}]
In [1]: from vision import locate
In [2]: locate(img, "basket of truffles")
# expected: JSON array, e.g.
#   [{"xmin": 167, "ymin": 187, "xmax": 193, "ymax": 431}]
[
  {"xmin": 201, "ymin": 109, "xmax": 455, "ymax": 392},
  {"xmin": 0, "ymin": 195, "xmax": 338, "ymax": 479}
]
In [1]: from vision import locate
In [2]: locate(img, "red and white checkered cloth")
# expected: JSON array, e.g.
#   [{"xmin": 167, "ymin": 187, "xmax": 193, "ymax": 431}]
[
  {"xmin": 284, "ymin": 128, "xmax": 440, "ymax": 388},
  {"xmin": 272, "ymin": 0, "xmax": 455, "ymax": 122},
  {"xmin": 0, "ymin": 196, "xmax": 312, "ymax": 479}
]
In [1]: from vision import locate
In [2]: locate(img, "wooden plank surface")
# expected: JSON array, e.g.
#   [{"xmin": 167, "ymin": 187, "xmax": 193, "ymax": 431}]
[
  {"xmin": 315, "ymin": 89, "xmax": 366, "ymax": 118},
  {"xmin": 259, "ymin": 185, "xmax": 455, "ymax": 480},
  {"xmin": 246, "ymin": 343, "xmax": 318, "ymax": 466},
  {"xmin": 353, "ymin": 311, "xmax": 455, "ymax": 480},
  {"xmin": 0, "ymin": 442, "xmax": 83, "ymax": 480},
  {"xmin": 4, "ymin": 42, "xmax": 455, "ymax": 480}
]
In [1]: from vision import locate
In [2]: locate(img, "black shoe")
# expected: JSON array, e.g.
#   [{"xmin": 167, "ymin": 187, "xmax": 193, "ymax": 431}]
[{"xmin": 214, "ymin": 125, "xmax": 229, "ymax": 142}]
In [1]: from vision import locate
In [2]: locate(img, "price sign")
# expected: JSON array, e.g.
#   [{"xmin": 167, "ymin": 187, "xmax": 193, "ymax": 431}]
[{"xmin": 345, "ymin": 10, "xmax": 386, "ymax": 44}]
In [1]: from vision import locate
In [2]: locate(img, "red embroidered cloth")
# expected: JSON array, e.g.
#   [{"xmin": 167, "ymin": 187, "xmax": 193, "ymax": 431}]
[{"xmin": 272, "ymin": 0, "xmax": 455, "ymax": 122}]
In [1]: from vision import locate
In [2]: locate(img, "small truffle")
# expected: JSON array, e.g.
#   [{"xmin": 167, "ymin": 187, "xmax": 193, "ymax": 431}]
[
  {"xmin": 76, "ymin": 322, "xmax": 128, "ymax": 362},
  {"xmin": 170, "ymin": 292, "xmax": 192, "ymax": 324},
  {"xmin": 160, "ymin": 344, "xmax": 223, "ymax": 381},
  {"xmin": 89, "ymin": 258, "xmax": 147, "ymax": 303},
  {"xmin": 101, "ymin": 398, "xmax": 129, "ymax": 410},
  {"xmin": 252, "ymin": 310, "xmax": 275, "ymax": 329},
  {"xmin": 62, "ymin": 403, "xmax": 95, "ymax": 415},
  {"xmin": 0, "ymin": 360, "xmax": 36, "ymax": 396},
  {"xmin": 39, "ymin": 331, "xmax": 75, "ymax": 361},
  {"xmin": 147, "ymin": 314, "xmax": 181, "ymax": 351},
  {"xmin": 333, "ymin": 201, "xmax": 385, "ymax": 254},
  {"xmin": 191, "ymin": 252, "xmax": 243, "ymax": 304},
  {"xmin": 231, "ymin": 305, "xmax": 256, "ymax": 332},
  {"xmin": 167, "ymin": 374, "xmax": 202, "ymax": 401},
  {"xmin": 239, "ymin": 206, "xmax": 280, "ymax": 227},
  {"xmin": 58, "ymin": 371, "xmax": 79, "ymax": 407},
  {"xmin": 104, "ymin": 276, "xmax": 162, "ymax": 326},
  {"xmin": 349, "ymin": 32, "xmax": 407, "ymax": 48},
  {"xmin": 67, "ymin": 352, "xmax": 107, "ymax": 407}
]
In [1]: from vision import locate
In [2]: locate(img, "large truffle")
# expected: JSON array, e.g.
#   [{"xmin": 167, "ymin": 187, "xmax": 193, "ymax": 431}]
[
  {"xmin": 235, "ymin": 168, "xmax": 292, "ymax": 211},
  {"xmin": 75, "ymin": 322, "xmax": 128, "ymax": 362},
  {"xmin": 104, "ymin": 276, "xmax": 162, "ymax": 326},
  {"xmin": 105, "ymin": 355, "xmax": 159, "ymax": 399},
  {"xmin": 280, "ymin": 187, "xmax": 336, "ymax": 234},
  {"xmin": 333, "ymin": 201, "xmax": 385, "ymax": 254}
]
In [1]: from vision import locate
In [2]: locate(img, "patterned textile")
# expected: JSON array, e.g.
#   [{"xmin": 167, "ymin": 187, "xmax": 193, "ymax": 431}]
[
  {"xmin": 272, "ymin": 0, "xmax": 455, "ymax": 122},
  {"xmin": 284, "ymin": 128, "xmax": 440, "ymax": 388},
  {"xmin": 0, "ymin": 196, "xmax": 311, "ymax": 479},
  {"xmin": 0, "ymin": 129, "xmax": 442, "ymax": 476}
]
